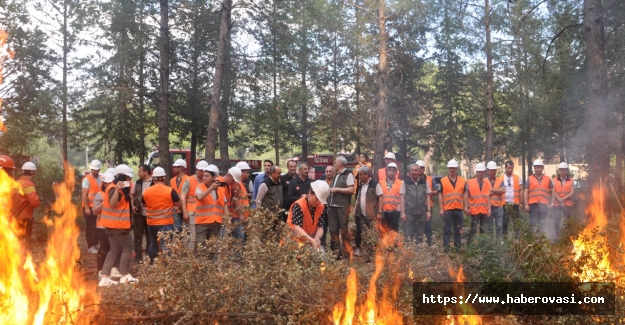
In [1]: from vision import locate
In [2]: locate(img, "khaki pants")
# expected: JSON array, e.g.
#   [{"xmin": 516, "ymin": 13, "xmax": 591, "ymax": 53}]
[{"xmin": 184, "ymin": 211, "xmax": 196, "ymax": 250}]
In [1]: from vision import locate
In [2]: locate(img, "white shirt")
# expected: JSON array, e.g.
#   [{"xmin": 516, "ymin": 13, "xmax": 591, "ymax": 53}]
[
  {"xmin": 503, "ymin": 174, "xmax": 522, "ymax": 203},
  {"xmin": 359, "ymin": 181, "xmax": 383, "ymax": 217}
]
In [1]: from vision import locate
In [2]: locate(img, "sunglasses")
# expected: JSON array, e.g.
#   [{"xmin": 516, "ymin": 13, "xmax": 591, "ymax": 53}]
[{"xmin": 507, "ymin": 179, "xmax": 511, "ymax": 186}]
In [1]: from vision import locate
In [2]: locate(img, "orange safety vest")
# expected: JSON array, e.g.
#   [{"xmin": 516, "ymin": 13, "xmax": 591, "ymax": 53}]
[
  {"xmin": 195, "ymin": 183, "xmax": 225, "ymax": 224},
  {"xmin": 510, "ymin": 174, "xmax": 521, "ymax": 204},
  {"xmin": 231, "ymin": 182, "xmax": 250, "ymax": 219},
  {"xmin": 380, "ymin": 179, "xmax": 403, "ymax": 211},
  {"xmin": 286, "ymin": 197, "xmax": 324, "ymax": 239},
  {"xmin": 83, "ymin": 173, "xmax": 100, "ymax": 207},
  {"xmin": 468, "ymin": 178, "xmax": 491, "ymax": 214},
  {"xmin": 441, "ymin": 176, "xmax": 466, "ymax": 210},
  {"xmin": 170, "ymin": 174, "xmax": 189, "ymax": 194},
  {"xmin": 527, "ymin": 175, "xmax": 551, "ymax": 205},
  {"xmin": 554, "ymin": 177, "xmax": 574, "ymax": 207},
  {"xmin": 185, "ymin": 175, "xmax": 200, "ymax": 213},
  {"xmin": 143, "ymin": 183, "xmax": 175, "ymax": 226},
  {"xmin": 96, "ymin": 189, "xmax": 105, "ymax": 228},
  {"xmin": 488, "ymin": 176, "xmax": 504, "ymax": 207},
  {"xmin": 426, "ymin": 175, "xmax": 434, "ymax": 206},
  {"xmin": 100, "ymin": 184, "xmax": 131, "ymax": 229}
]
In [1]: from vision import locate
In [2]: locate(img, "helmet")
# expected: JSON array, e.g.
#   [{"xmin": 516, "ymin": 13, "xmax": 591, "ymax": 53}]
[
  {"xmin": 558, "ymin": 162, "xmax": 569, "ymax": 169},
  {"xmin": 196, "ymin": 160, "xmax": 209, "ymax": 171},
  {"xmin": 21, "ymin": 162, "xmax": 37, "ymax": 171},
  {"xmin": 228, "ymin": 167, "xmax": 242, "ymax": 182},
  {"xmin": 532, "ymin": 159, "xmax": 544, "ymax": 166},
  {"xmin": 384, "ymin": 152, "xmax": 396, "ymax": 160},
  {"xmin": 152, "ymin": 167, "xmax": 167, "ymax": 177},
  {"xmin": 310, "ymin": 180, "xmax": 331, "ymax": 205},
  {"xmin": 204, "ymin": 164, "xmax": 220, "ymax": 175},
  {"xmin": 124, "ymin": 165, "xmax": 134, "ymax": 178},
  {"xmin": 105, "ymin": 168, "xmax": 116, "ymax": 175},
  {"xmin": 447, "ymin": 159, "xmax": 459, "ymax": 168},
  {"xmin": 172, "ymin": 159, "xmax": 187, "ymax": 168},
  {"xmin": 486, "ymin": 161, "xmax": 498, "ymax": 170},
  {"xmin": 387, "ymin": 162, "xmax": 398, "ymax": 169},
  {"xmin": 101, "ymin": 172, "xmax": 115, "ymax": 183},
  {"xmin": 89, "ymin": 159, "xmax": 102, "ymax": 170},
  {"xmin": 416, "ymin": 160, "xmax": 425, "ymax": 167},
  {"xmin": 0, "ymin": 155, "xmax": 15, "ymax": 169},
  {"xmin": 115, "ymin": 164, "xmax": 131, "ymax": 177},
  {"xmin": 236, "ymin": 161, "xmax": 251, "ymax": 170},
  {"xmin": 475, "ymin": 163, "xmax": 486, "ymax": 172}
]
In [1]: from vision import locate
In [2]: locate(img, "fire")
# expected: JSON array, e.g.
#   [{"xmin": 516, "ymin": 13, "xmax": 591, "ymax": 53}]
[
  {"xmin": 0, "ymin": 29, "xmax": 15, "ymax": 133},
  {"xmin": 0, "ymin": 166, "xmax": 96, "ymax": 324},
  {"xmin": 446, "ymin": 266, "xmax": 482, "ymax": 325}
]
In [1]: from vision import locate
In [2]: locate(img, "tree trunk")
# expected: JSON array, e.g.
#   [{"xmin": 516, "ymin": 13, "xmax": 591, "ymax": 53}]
[
  {"xmin": 219, "ymin": 8, "xmax": 233, "ymax": 174},
  {"xmin": 62, "ymin": 0, "xmax": 68, "ymax": 171},
  {"xmin": 484, "ymin": 0, "xmax": 494, "ymax": 162},
  {"xmin": 300, "ymin": 6, "xmax": 309, "ymax": 160},
  {"xmin": 158, "ymin": 0, "xmax": 171, "ymax": 179},
  {"xmin": 272, "ymin": 0, "xmax": 279, "ymax": 165},
  {"xmin": 373, "ymin": 0, "xmax": 388, "ymax": 173},
  {"xmin": 190, "ymin": 130, "xmax": 197, "ymax": 175},
  {"xmin": 584, "ymin": 0, "xmax": 609, "ymax": 188}
]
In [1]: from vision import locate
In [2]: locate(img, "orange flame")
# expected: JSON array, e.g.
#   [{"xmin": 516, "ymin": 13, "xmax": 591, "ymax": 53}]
[{"xmin": 447, "ymin": 266, "xmax": 482, "ymax": 325}]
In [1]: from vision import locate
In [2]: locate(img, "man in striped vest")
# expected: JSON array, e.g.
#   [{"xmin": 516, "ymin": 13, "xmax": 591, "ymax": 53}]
[
  {"xmin": 553, "ymin": 162, "xmax": 575, "ymax": 239},
  {"xmin": 286, "ymin": 180, "xmax": 330, "ymax": 249},
  {"xmin": 195, "ymin": 164, "xmax": 227, "ymax": 245},
  {"xmin": 524, "ymin": 159, "xmax": 553, "ymax": 234},
  {"xmin": 171, "ymin": 159, "xmax": 189, "ymax": 232},
  {"xmin": 486, "ymin": 161, "xmax": 506, "ymax": 239},
  {"xmin": 224, "ymin": 166, "xmax": 249, "ymax": 239},
  {"xmin": 502, "ymin": 160, "xmax": 523, "ymax": 237},
  {"xmin": 181, "ymin": 160, "xmax": 208, "ymax": 250},
  {"xmin": 380, "ymin": 162, "xmax": 403, "ymax": 236},
  {"xmin": 438, "ymin": 159, "xmax": 467, "ymax": 252},
  {"xmin": 466, "ymin": 163, "xmax": 491, "ymax": 245},
  {"xmin": 82, "ymin": 159, "xmax": 102, "ymax": 254}
]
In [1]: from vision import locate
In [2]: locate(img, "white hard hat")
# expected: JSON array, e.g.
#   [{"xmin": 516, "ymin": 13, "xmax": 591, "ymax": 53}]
[
  {"xmin": 486, "ymin": 161, "xmax": 498, "ymax": 170},
  {"xmin": 310, "ymin": 180, "xmax": 330, "ymax": 205},
  {"xmin": 475, "ymin": 163, "xmax": 486, "ymax": 172},
  {"xmin": 21, "ymin": 162, "xmax": 37, "ymax": 171},
  {"xmin": 125, "ymin": 165, "xmax": 134, "ymax": 178},
  {"xmin": 204, "ymin": 164, "xmax": 220, "ymax": 175},
  {"xmin": 416, "ymin": 160, "xmax": 426, "ymax": 167},
  {"xmin": 384, "ymin": 152, "xmax": 396, "ymax": 160},
  {"xmin": 558, "ymin": 162, "xmax": 569, "ymax": 169},
  {"xmin": 228, "ymin": 167, "xmax": 242, "ymax": 183},
  {"xmin": 533, "ymin": 159, "xmax": 544, "ymax": 166},
  {"xmin": 447, "ymin": 159, "xmax": 459, "ymax": 168},
  {"xmin": 196, "ymin": 160, "xmax": 209, "ymax": 170},
  {"xmin": 89, "ymin": 159, "xmax": 102, "ymax": 170},
  {"xmin": 114, "ymin": 164, "xmax": 133, "ymax": 177},
  {"xmin": 387, "ymin": 162, "xmax": 398, "ymax": 169},
  {"xmin": 235, "ymin": 161, "xmax": 251, "ymax": 170},
  {"xmin": 101, "ymin": 172, "xmax": 115, "ymax": 183},
  {"xmin": 172, "ymin": 159, "xmax": 187, "ymax": 168},
  {"xmin": 152, "ymin": 167, "xmax": 167, "ymax": 177}
]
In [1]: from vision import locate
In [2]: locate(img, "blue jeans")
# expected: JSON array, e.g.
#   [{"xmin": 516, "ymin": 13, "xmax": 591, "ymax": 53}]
[
  {"xmin": 231, "ymin": 217, "xmax": 245, "ymax": 239},
  {"xmin": 488, "ymin": 206, "xmax": 504, "ymax": 238},
  {"xmin": 443, "ymin": 209, "xmax": 463, "ymax": 250},
  {"xmin": 173, "ymin": 212, "xmax": 183, "ymax": 232},
  {"xmin": 529, "ymin": 203, "xmax": 548, "ymax": 234},
  {"xmin": 468, "ymin": 213, "xmax": 488, "ymax": 245},
  {"xmin": 147, "ymin": 224, "xmax": 175, "ymax": 261}
]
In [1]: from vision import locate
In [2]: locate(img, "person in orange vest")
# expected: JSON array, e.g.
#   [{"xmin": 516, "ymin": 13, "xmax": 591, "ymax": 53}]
[
  {"xmin": 236, "ymin": 161, "xmax": 253, "ymax": 200},
  {"xmin": 82, "ymin": 159, "xmax": 102, "ymax": 254},
  {"xmin": 501, "ymin": 160, "xmax": 523, "ymax": 238},
  {"xmin": 92, "ymin": 171, "xmax": 122, "ymax": 280},
  {"xmin": 553, "ymin": 162, "xmax": 575, "ymax": 239},
  {"xmin": 416, "ymin": 160, "xmax": 437, "ymax": 246},
  {"xmin": 181, "ymin": 160, "xmax": 208, "ymax": 250},
  {"xmin": 466, "ymin": 163, "xmax": 491, "ymax": 245},
  {"xmin": 486, "ymin": 161, "xmax": 506, "ymax": 239},
  {"xmin": 380, "ymin": 162, "xmax": 403, "ymax": 234},
  {"xmin": 10, "ymin": 162, "xmax": 40, "ymax": 253},
  {"xmin": 0, "ymin": 155, "xmax": 16, "ymax": 178},
  {"xmin": 377, "ymin": 152, "xmax": 396, "ymax": 181},
  {"xmin": 195, "ymin": 164, "xmax": 228, "ymax": 245},
  {"xmin": 224, "ymin": 166, "xmax": 249, "ymax": 239},
  {"xmin": 99, "ymin": 164, "xmax": 138, "ymax": 287},
  {"xmin": 171, "ymin": 159, "xmax": 189, "ymax": 232},
  {"xmin": 286, "ymin": 180, "xmax": 331, "ymax": 249},
  {"xmin": 524, "ymin": 159, "xmax": 554, "ymax": 234},
  {"xmin": 438, "ymin": 159, "xmax": 468, "ymax": 252}
]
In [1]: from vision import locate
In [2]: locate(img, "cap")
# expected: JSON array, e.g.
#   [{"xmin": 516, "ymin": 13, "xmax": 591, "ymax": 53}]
[
  {"xmin": 89, "ymin": 159, "xmax": 102, "ymax": 170},
  {"xmin": 447, "ymin": 159, "xmax": 459, "ymax": 168},
  {"xmin": 235, "ymin": 161, "xmax": 251, "ymax": 170},
  {"xmin": 387, "ymin": 162, "xmax": 398, "ymax": 169},
  {"xmin": 533, "ymin": 159, "xmax": 544, "ymax": 166},
  {"xmin": 310, "ymin": 180, "xmax": 331, "ymax": 205},
  {"xmin": 416, "ymin": 160, "xmax": 425, "ymax": 167},
  {"xmin": 21, "ymin": 162, "xmax": 37, "ymax": 171},
  {"xmin": 228, "ymin": 167, "xmax": 242, "ymax": 182},
  {"xmin": 153, "ymin": 167, "xmax": 167, "ymax": 177},
  {"xmin": 486, "ymin": 161, "xmax": 498, "ymax": 170},
  {"xmin": 558, "ymin": 162, "xmax": 569, "ymax": 169},
  {"xmin": 475, "ymin": 163, "xmax": 486, "ymax": 172},
  {"xmin": 172, "ymin": 159, "xmax": 187, "ymax": 168},
  {"xmin": 384, "ymin": 152, "xmax": 396, "ymax": 160}
]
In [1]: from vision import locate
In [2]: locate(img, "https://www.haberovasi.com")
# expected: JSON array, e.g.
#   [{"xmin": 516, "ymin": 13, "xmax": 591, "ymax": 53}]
[{"xmin": 421, "ymin": 293, "xmax": 607, "ymax": 306}]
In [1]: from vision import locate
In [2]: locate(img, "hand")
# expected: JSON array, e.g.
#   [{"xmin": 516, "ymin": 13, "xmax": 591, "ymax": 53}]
[
  {"xmin": 439, "ymin": 209, "xmax": 444, "ymax": 217},
  {"xmin": 525, "ymin": 205, "xmax": 530, "ymax": 212},
  {"xmin": 329, "ymin": 188, "xmax": 336, "ymax": 193},
  {"xmin": 84, "ymin": 207, "xmax": 90, "ymax": 215},
  {"xmin": 176, "ymin": 207, "xmax": 182, "ymax": 214},
  {"xmin": 519, "ymin": 203, "xmax": 523, "ymax": 210},
  {"xmin": 548, "ymin": 204, "xmax": 553, "ymax": 209},
  {"xmin": 400, "ymin": 213, "xmax": 406, "ymax": 221},
  {"xmin": 133, "ymin": 206, "xmax": 139, "ymax": 213},
  {"xmin": 464, "ymin": 208, "xmax": 470, "ymax": 215},
  {"xmin": 487, "ymin": 209, "xmax": 491, "ymax": 217},
  {"xmin": 308, "ymin": 236, "xmax": 320, "ymax": 249},
  {"xmin": 116, "ymin": 181, "xmax": 124, "ymax": 190},
  {"xmin": 183, "ymin": 212, "xmax": 190, "ymax": 223},
  {"xmin": 426, "ymin": 211, "xmax": 431, "ymax": 221},
  {"xmin": 208, "ymin": 181, "xmax": 220, "ymax": 192},
  {"xmin": 377, "ymin": 211, "xmax": 383, "ymax": 219}
]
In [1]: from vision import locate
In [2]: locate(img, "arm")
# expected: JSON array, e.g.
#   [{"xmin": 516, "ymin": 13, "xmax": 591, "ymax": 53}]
[
  {"xmin": 23, "ymin": 186, "xmax": 40, "ymax": 209},
  {"xmin": 400, "ymin": 194, "xmax": 406, "ymax": 221},
  {"xmin": 486, "ymin": 196, "xmax": 491, "ymax": 217},
  {"xmin": 464, "ymin": 191, "xmax": 470, "ymax": 215},
  {"xmin": 562, "ymin": 185, "xmax": 575, "ymax": 201},
  {"xmin": 82, "ymin": 187, "xmax": 90, "ymax": 215},
  {"xmin": 377, "ymin": 195, "xmax": 383, "ymax": 219},
  {"xmin": 524, "ymin": 187, "xmax": 530, "ymax": 212},
  {"xmin": 172, "ymin": 190, "xmax": 181, "ymax": 207},
  {"xmin": 331, "ymin": 186, "xmax": 354, "ymax": 195},
  {"xmin": 426, "ymin": 193, "xmax": 431, "ymax": 221},
  {"xmin": 438, "ymin": 192, "xmax": 444, "ymax": 217},
  {"xmin": 490, "ymin": 187, "xmax": 505, "ymax": 195},
  {"xmin": 197, "ymin": 183, "xmax": 219, "ymax": 201},
  {"xmin": 109, "ymin": 183, "xmax": 123, "ymax": 209},
  {"xmin": 180, "ymin": 179, "xmax": 190, "ymax": 221},
  {"xmin": 256, "ymin": 183, "xmax": 268, "ymax": 206}
]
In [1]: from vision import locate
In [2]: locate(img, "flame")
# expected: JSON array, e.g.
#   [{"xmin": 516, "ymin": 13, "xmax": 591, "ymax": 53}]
[
  {"xmin": 0, "ymin": 166, "xmax": 96, "ymax": 324},
  {"xmin": 447, "ymin": 266, "xmax": 482, "ymax": 325},
  {"xmin": 0, "ymin": 29, "xmax": 14, "ymax": 133}
]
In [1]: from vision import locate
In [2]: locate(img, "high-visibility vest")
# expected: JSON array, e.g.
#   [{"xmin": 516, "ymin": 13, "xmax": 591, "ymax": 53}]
[
  {"xmin": 231, "ymin": 182, "xmax": 250, "ymax": 219},
  {"xmin": 100, "ymin": 184, "xmax": 131, "ymax": 229},
  {"xmin": 170, "ymin": 174, "xmax": 188, "ymax": 195},
  {"xmin": 286, "ymin": 197, "xmax": 324, "ymax": 239},
  {"xmin": 143, "ymin": 184, "xmax": 175, "ymax": 226},
  {"xmin": 195, "ymin": 183, "xmax": 225, "ymax": 224},
  {"xmin": 511, "ymin": 174, "xmax": 521, "ymax": 204},
  {"xmin": 527, "ymin": 175, "xmax": 551, "ymax": 204},
  {"xmin": 96, "ymin": 189, "xmax": 105, "ymax": 228},
  {"xmin": 83, "ymin": 174, "xmax": 100, "ymax": 207},
  {"xmin": 426, "ymin": 175, "xmax": 434, "ymax": 206},
  {"xmin": 185, "ymin": 175, "xmax": 200, "ymax": 213},
  {"xmin": 554, "ymin": 177, "xmax": 574, "ymax": 207},
  {"xmin": 488, "ymin": 176, "xmax": 504, "ymax": 207},
  {"xmin": 468, "ymin": 178, "xmax": 491, "ymax": 214},
  {"xmin": 380, "ymin": 179, "xmax": 403, "ymax": 211},
  {"xmin": 441, "ymin": 176, "xmax": 466, "ymax": 210}
]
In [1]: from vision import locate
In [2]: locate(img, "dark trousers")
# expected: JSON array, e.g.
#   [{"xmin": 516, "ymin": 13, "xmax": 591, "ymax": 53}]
[
  {"xmin": 443, "ymin": 209, "xmax": 463, "ymax": 250},
  {"xmin": 96, "ymin": 228, "xmax": 119, "ymax": 271},
  {"xmin": 529, "ymin": 203, "xmax": 548, "ymax": 234},
  {"xmin": 404, "ymin": 213, "xmax": 427, "ymax": 243},
  {"xmin": 382, "ymin": 210, "xmax": 400, "ymax": 232},
  {"xmin": 355, "ymin": 214, "xmax": 375, "ymax": 248},
  {"xmin": 132, "ymin": 214, "xmax": 150, "ymax": 259},
  {"xmin": 85, "ymin": 211, "xmax": 98, "ymax": 247},
  {"xmin": 553, "ymin": 206, "xmax": 573, "ymax": 239},
  {"xmin": 321, "ymin": 208, "xmax": 329, "ymax": 247},
  {"xmin": 502, "ymin": 204, "xmax": 520, "ymax": 236},
  {"xmin": 425, "ymin": 216, "xmax": 432, "ymax": 246},
  {"xmin": 328, "ymin": 206, "xmax": 350, "ymax": 252},
  {"xmin": 147, "ymin": 224, "xmax": 175, "ymax": 261},
  {"xmin": 468, "ymin": 213, "xmax": 488, "ymax": 245}
]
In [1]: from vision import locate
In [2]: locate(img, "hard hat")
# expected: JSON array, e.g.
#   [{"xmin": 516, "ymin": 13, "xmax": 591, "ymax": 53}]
[
  {"xmin": 204, "ymin": 164, "xmax": 220, "ymax": 175},
  {"xmin": 558, "ymin": 162, "xmax": 569, "ymax": 169},
  {"xmin": 235, "ymin": 161, "xmax": 251, "ymax": 170},
  {"xmin": 310, "ymin": 180, "xmax": 330, "ymax": 205},
  {"xmin": 21, "ymin": 162, "xmax": 37, "ymax": 171},
  {"xmin": 152, "ymin": 167, "xmax": 167, "ymax": 177},
  {"xmin": 416, "ymin": 160, "xmax": 425, "ymax": 167},
  {"xmin": 115, "ymin": 164, "xmax": 131, "ymax": 177},
  {"xmin": 105, "ymin": 168, "xmax": 116, "ymax": 175},
  {"xmin": 89, "ymin": 159, "xmax": 102, "ymax": 170},
  {"xmin": 486, "ymin": 161, "xmax": 498, "ymax": 170},
  {"xmin": 196, "ymin": 160, "xmax": 209, "ymax": 171},
  {"xmin": 172, "ymin": 159, "xmax": 187, "ymax": 168},
  {"xmin": 447, "ymin": 159, "xmax": 459, "ymax": 168},
  {"xmin": 101, "ymin": 172, "xmax": 115, "ymax": 183},
  {"xmin": 0, "ymin": 155, "xmax": 15, "ymax": 169},
  {"xmin": 387, "ymin": 162, "xmax": 398, "ymax": 169},
  {"xmin": 532, "ymin": 159, "xmax": 544, "ymax": 166},
  {"xmin": 228, "ymin": 167, "xmax": 242, "ymax": 183},
  {"xmin": 475, "ymin": 163, "xmax": 486, "ymax": 172},
  {"xmin": 124, "ymin": 165, "xmax": 134, "ymax": 178},
  {"xmin": 384, "ymin": 152, "xmax": 396, "ymax": 160}
]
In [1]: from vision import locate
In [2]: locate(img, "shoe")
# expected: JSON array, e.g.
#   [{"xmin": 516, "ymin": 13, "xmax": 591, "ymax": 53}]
[
  {"xmin": 119, "ymin": 274, "xmax": 139, "ymax": 284},
  {"xmin": 98, "ymin": 271, "xmax": 103, "ymax": 281},
  {"xmin": 98, "ymin": 277, "xmax": 118, "ymax": 287},
  {"xmin": 134, "ymin": 258, "xmax": 144, "ymax": 264},
  {"xmin": 319, "ymin": 246, "xmax": 326, "ymax": 254},
  {"xmin": 88, "ymin": 246, "xmax": 98, "ymax": 254},
  {"xmin": 353, "ymin": 248, "xmax": 362, "ymax": 257},
  {"xmin": 111, "ymin": 267, "xmax": 122, "ymax": 278}
]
